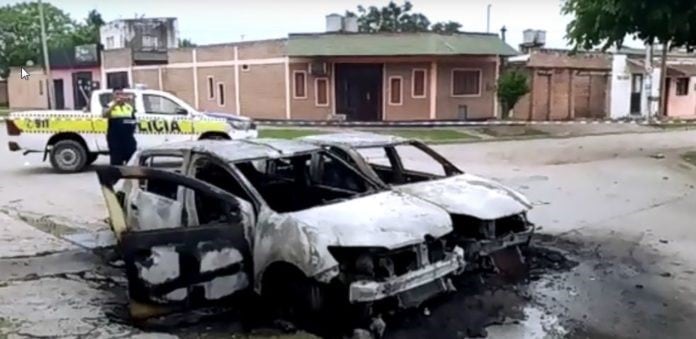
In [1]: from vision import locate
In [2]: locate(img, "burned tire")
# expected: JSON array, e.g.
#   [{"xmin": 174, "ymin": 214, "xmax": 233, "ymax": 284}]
[
  {"xmin": 263, "ymin": 267, "xmax": 338, "ymax": 335},
  {"xmin": 49, "ymin": 140, "xmax": 88, "ymax": 173}
]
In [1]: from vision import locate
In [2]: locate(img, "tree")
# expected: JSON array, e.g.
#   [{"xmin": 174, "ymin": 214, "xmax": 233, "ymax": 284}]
[
  {"xmin": 72, "ymin": 9, "xmax": 104, "ymax": 46},
  {"xmin": 0, "ymin": 2, "xmax": 76, "ymax": 77},
  {"xmin": 347, "ymin": 1, "xmax": 461, "ymax": 33},
  {"xmin": 563, "ymin": 0, "xmax": 696, "ymax": 50},
  {"xmin": 431, "ymin": 21, "xmax": 462, "ymax": 34},
  {"xmin": 497, "ymin": 71, "xmax": 530, "ymax": 119},
  {"xmin": 178, "ymin": 39, "xmax": 197, "ymax": 47}
]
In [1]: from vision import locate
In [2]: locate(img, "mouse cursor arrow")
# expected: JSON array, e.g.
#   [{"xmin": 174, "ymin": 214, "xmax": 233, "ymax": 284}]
[{"xmin": 20, "ymin": 67, "xmax": 30, "ymax": 80}]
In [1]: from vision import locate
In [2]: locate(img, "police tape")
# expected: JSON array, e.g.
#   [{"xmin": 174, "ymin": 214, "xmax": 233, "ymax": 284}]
[
  {"xmin": 255, "ymin": 119, "xmax": 696, "ymax": 127},
  {"xmin": 0, "ymin": 115, "xmax": 229, "ymax": 122}
]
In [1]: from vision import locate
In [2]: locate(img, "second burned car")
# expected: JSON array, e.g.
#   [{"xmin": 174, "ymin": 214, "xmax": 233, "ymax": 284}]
[
  {"xmin": 300, "ymin": 132, "xmax": 535, "ymax": 272},
  {"xmin": 97, "ymin": 138, "xmax": 466, "ymax": 332}
]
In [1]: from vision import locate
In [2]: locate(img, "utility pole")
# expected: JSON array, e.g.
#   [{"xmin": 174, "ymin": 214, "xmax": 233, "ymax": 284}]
[
  {"xmin": 38, "ymin": 0, "xmax": 54, "ymax": 109},
  {"xmin": 658, "ymin": 40, "xmax": 669, "ymax": 119},
  {"xmin": 644, "ymin": 42, "xmax": 653, "ymax": 120},
  {"xmin": 486, "ymin": 4, "xmax": 492, "ymax": 33}
]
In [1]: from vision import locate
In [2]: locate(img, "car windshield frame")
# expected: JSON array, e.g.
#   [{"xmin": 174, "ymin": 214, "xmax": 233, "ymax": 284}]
[{"xmin": 351, "ymin": 140, "xmax": 463, "ymax": 179}]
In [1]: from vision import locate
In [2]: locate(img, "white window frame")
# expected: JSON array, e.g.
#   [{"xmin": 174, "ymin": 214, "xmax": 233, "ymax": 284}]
[
  {"xmin": 388, "ymin": 76, "xmax": 403, "ymax": 106},
  {"xmin": 450, "ymin": 68, "xmax": 482, "ymax": 97},
  {"xmin": 293, "ymin": 70, "xmax": 307, "ymax": 99},
  {"xmin": 411, "ymin": 68, "xmax": 427, "ymax": 99},
  {"xmin": 206, "ymin": 76, "xmax": 215, "ymax": 100},
  {"xmin": 315, "ymin": 77, "xmax": 330, "ymax": 107},
  {"xmin": 217, "ymin": 82, "xmax": 226, "ymax": 107}
]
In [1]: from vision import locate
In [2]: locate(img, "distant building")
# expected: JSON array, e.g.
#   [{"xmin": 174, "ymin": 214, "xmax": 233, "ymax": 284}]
[
  {"xmin": 100, "ymin": 14, "xmax": 517, "ymax": 121},
  {"xmin": 508, "ymin": 48, "xmax": 612, "ymax": 120},
  {"xmin": 7, "ymin": 44, "xmax": 101, "ymax": 110},
  {"xmin": 100, "ymin": 17, "xmax": 178, "ymax": 87}
]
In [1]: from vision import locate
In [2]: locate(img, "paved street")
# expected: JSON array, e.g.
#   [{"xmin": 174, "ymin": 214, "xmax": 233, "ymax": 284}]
[{"xmin": 0, "ymin": 129, "xmax": 695, "ymax": 338}]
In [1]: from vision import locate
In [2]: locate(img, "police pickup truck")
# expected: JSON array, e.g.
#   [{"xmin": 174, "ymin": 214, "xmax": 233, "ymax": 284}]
[{"xmin": 6, "ymin": 87, "xmax": 258, "ymax": 173}]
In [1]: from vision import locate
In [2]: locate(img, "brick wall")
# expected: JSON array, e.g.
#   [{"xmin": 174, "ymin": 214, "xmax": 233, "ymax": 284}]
[
  {"xmin": 436, "ymin": 60, "xmax": 497, "ymax": 120},
  {"xmin": 239, "ymin": 63, "xmax": 286, "ymax": 119},
  {"xmin": 384, "ymin": 62, "xmax": 430, "ymax": 120},
  {"xmin": 289, "ymin": 62, "xmax": 331, "ymax": 120},
  {"xmin": 132, "ymin": 69, "xmax": 160, "ymax": 90},
  {"xmin": 197, "ymin": 66, "xmax": 236, "ymax": 113},
  {"xmin": 7, "ymin": 67, "xmax": 48, "ymax": 110}
]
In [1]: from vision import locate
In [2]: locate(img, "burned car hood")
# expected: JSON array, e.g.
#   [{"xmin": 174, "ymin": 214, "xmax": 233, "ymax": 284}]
[
  {"xmin": 396, "ymin": 174, "xmax": 532, "ymax": 221},
  {"xmin": 288, "ymin": 191, "xmax": 452, "ymax": 249}
]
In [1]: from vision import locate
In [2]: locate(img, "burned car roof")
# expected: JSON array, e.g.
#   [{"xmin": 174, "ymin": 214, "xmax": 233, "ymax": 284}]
[
  {"xmin": 301, "ymin": 132, "xmax": 408, "ymax": 148},
  {"xmin": 145, "ymin": 138, "xmax": 321, "ymax": 162}
]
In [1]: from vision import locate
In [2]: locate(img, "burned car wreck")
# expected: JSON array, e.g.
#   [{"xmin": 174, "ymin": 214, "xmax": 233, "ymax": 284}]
[
  {"xmin": 97, "ymin": 139, "xmax": 466, "ymax": 330},
  {"xmin": 300, "ymin": 132, "xmax": 535, "ymax": 272}
]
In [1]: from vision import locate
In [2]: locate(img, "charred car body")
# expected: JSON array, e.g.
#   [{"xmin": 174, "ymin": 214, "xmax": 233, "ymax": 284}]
[
  {"xmin": 97, "ymin": 139, "xmax": 466, "ymax": 325},
  {"xmin": 300, "ymin": 132, "xmax": 535, "ymax": 271}
]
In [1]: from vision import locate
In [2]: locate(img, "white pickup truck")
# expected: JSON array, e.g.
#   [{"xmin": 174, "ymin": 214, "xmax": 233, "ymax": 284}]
[{"xmin": 6, "ymin": 88, "xmax": 258, "ymax": 173}]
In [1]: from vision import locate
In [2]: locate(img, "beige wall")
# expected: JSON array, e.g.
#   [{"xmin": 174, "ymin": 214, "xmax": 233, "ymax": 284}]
[
  {"xmin": 132, "ymin": 68, "xmax": 160, "ymax": 90},
  {"xmin": 289, "ymin": 62, "xmax": 331, "ymax": 120},
  {"xmin": 103, "ymin": 49, "xmax": 132, "ymax": 69},
  {"xmin": 7, "ymin": 67, "xmax": 48, "ymax": 110},
  {"xmin": 168, "ymin": 48, "xmax": 193, "ymax": 63},
  {"xmin": 384, "ymin": 62, "xmax": 430, "ymax": 120},
  {"xmin": 162, "ymin": 68, "xmax": 195, "ymax": 107},
  {"xmin": 197, "ymin": 45, "xmax": 236, "ymax": 62},
  {"xmin": 197, "ymin": 66, "xmax": 236, "ymax": 113},
  {"xmin": 238, "ymin": 39, "xmax": 285, "ymax": 59},
  {"xmin": 436, "ymin": 60, "xmax": 497, "ymax": 120},
  {"xmin": 239, "ymin": 63, "xmax": 286, "ymax": 119}
]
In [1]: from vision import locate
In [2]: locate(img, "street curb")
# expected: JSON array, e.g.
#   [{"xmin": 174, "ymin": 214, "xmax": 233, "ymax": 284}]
[{"xmin": 2, "ymin": 116, "xmax": 695, "ymax": 126}]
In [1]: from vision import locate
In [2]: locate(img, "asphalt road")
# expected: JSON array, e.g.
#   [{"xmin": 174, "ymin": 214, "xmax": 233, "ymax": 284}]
[{"xmin": 0, "ymin": 129, "xmax": 695, "ymax": 338}]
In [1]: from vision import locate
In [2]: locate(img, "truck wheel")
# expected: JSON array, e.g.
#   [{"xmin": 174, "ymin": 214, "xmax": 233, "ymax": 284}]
[
  {"xmin": 86, "ymin": 153, "xmax": 99, "ymax": 166},
  {"xmin": 49, "ymin": 140, "xmax": 88, "ymax": 173}
]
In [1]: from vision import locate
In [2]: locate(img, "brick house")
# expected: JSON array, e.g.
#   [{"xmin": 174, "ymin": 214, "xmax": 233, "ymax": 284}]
[
  {"xmin": 102, "ymin": 27, "xmax": 516, "ymax": 121},
  {"xmin": 508, "ymin": 49, "xmax": 612, "ymax": 120}
]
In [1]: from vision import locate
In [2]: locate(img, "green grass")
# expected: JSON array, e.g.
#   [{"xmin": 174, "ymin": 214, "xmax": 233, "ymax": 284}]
[
  {"xmin": 682, "ymin": 151, "xmax": 696, "ymax": 166},
  {"xmin": 652, "ymin": 123, "xmax": 696, "ymax": 129},
  {"xmin": 0, "ymin": 106, "xmax": 9, "ymax": 117},
  {"xmin": 258, "ymin": 128, "xmax": 326, "ymax": 139},
  {"xmin": 369, "ymin": 128, "xmax": 477, "ymax": 142}
]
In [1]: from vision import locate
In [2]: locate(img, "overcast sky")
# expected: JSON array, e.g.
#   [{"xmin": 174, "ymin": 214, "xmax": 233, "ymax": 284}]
[{"xmin": 2, "ymin": 0, "xmax": 641, "ymax": 49}]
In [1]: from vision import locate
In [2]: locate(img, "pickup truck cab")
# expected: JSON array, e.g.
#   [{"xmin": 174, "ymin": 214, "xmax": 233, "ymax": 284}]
[{"xmin": 6, "ymin": 87, "xmax": 257, "ymax": 173}]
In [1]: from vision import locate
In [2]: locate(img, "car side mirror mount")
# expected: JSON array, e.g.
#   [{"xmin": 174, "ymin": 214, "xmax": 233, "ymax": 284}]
[{"xmin": 176, "ymin": 108, "xmax": 188, "ymax": 115}]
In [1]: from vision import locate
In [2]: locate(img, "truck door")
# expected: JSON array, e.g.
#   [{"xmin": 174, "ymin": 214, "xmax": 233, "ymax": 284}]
[
  {"xmin": 138, "ymin": 94, "xmax": 194, "ymax": 147},
  {"xmin": 96, "ymin": 166, "xmax": 253, "ymax": 319}
]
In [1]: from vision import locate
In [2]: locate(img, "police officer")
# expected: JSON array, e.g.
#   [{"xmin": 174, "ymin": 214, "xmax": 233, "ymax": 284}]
[{"xmin": 103, "ymin": 88, "xmax": 137, "ymax": 165}]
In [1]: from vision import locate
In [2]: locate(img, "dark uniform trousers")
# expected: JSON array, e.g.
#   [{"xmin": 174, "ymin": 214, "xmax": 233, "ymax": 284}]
[{"xmin": 107, "ymin": 106, "xmax": 137, "ymax": 165}]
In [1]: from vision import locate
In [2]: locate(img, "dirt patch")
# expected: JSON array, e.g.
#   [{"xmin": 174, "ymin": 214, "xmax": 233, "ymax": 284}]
[{"xmin": 475, "ymin": 126, "xmax": 548, "ymax": 138}]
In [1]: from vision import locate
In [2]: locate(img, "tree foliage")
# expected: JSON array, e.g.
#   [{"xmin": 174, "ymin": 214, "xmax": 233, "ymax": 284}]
[
  {"xmin": 178, "ymin": 39, "xmax": 197, "ymax": 47},
  {"xmin": 497, "ymin": 70, "xmax": 530, "ymax": 118},
  {"xmin": 0, "ymin": 2, "xmax": 103, "ymax": 77},
  {"xmin": 347, "ymin": 1, "xmax": 462, "ymax": 33},
  {"xmin": 563, "ymin": 0, "xmax": 696, "ymax": 50}
]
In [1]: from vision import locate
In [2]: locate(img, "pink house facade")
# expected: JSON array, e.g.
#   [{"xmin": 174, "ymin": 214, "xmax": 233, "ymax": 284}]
[{"xmin": 665, "ymin": 67, "xmax": 696, "ymax": 118}]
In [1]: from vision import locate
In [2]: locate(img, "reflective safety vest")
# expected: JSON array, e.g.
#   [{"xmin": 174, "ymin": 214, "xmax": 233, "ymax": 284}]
[{"xmin": 109, "ymin": 102, "xmax": 134, "ymax": 119}]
